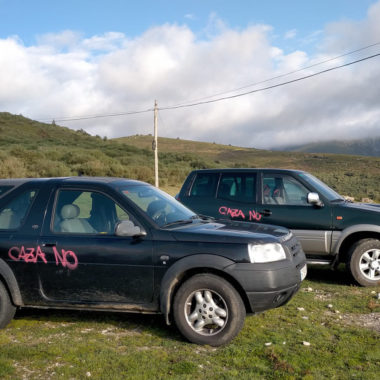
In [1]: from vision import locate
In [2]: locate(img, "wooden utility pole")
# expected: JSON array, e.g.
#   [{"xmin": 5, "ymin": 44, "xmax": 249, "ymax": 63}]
[{"xmin": 153, "ymin": 100, "xmax": 159, "ymax": 187}]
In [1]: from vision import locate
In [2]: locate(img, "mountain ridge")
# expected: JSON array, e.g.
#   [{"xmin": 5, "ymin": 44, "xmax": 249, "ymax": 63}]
[{"xmin": 279, "ymin": 137, "xmax": 380, "ymax": 157}]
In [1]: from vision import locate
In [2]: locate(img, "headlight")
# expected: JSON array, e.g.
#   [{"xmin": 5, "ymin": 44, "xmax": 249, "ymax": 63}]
[{"xmin": 248, "ymin": 243, "xmax": 287, "ymax": 263}]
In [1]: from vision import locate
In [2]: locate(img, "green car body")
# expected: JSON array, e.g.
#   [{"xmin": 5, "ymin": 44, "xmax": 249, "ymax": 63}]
[{"xmin": 177, "ymin": 169, "xmax": 380, "ymax": 286}]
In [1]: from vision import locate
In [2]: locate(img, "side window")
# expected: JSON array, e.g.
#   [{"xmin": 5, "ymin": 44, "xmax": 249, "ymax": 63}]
[
  {"xmin": 53, "ymin": 190, "xmax": 133, "ymax": 234},
  {"xmin": 0, "ymin": 189, "xmax": 37, "ymax": 230},
  {"xmin": 217, "ymin": 173, "xmax": 256, "ymax": 203},
  {"xmin": 0, "ymin": 186, "xmax": 13, "ymax": 198},
  {"xmin": 283, "ymin": 177, "xmax": 310, "ymax": 205},
  {"xmin": 190, "ymin": 173, "xmax": 218, "ymax": 198},
  {"xmin": 263, "ymin": 175, "xmax": 309, "ymax": 205}
]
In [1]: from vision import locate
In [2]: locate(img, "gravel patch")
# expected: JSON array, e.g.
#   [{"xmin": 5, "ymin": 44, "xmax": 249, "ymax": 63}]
[{"xmin": 341, "ymin": 313, "xmax": 380, "ymax": 333}]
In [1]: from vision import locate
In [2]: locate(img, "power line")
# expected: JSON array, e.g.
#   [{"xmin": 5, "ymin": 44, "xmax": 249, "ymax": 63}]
[
  {"xmin": 166, "ymin": 41, "xmax": 380, "ymax": 107},
  {"xmin": 38, "ymin": 107, "xmax": 154, "ymax": 123},
  {"xmin": 159, "ymin": 52, "xmax": 380, "ymax": 111},
  {"xmin": 38, "ymin": 46, "xmax": 380, "ymax": 123}
]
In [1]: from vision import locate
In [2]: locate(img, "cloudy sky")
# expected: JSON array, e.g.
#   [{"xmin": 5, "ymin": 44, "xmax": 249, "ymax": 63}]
[{"xmin": 0, "ymin": 0, "xmax": 380, "ymax": 149}]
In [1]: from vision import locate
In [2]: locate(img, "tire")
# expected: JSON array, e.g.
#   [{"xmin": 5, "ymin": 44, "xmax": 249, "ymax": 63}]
[
  {"xmin": 0, "ymin": 281, "xmax": 16, "ymax": 328},
  {"xmin": 173, "ymin": 274, "xmax": 246, "ymax": 346},
  {"xmin": 347, "ymin": 238, "xmax": 380, "ymax": 287}
]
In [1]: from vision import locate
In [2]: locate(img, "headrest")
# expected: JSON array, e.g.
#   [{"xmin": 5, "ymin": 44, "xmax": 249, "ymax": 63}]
[{"xmin": 61, "ymin": 204, "xmax": 80, "ymax": 219}]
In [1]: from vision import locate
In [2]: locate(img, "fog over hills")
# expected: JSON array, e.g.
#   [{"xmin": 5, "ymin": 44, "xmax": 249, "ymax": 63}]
[{"xmin": 278, "ymin": 137, "xmax": 380, "ymax": 157}]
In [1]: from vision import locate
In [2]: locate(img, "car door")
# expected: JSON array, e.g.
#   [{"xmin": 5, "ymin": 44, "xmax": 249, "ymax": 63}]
[
  {"xmin": 0, "ymin": 183, "xmax": 49, "ymax": 304},
  {"xmin": 215, "ymin": 172, "xmax": 261, "ymax": 222},
  {"xmin": 257, "ymin": 173, "xmax": 333, "ymax": 255},
  {"xmin": 37, "ymin": 186, "xmax": 154, "ymax": 305}
]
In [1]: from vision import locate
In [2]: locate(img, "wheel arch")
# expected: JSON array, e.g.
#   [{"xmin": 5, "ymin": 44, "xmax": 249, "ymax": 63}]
[
  {"xmin": 0, "ymin": 259, "xmax": 23, "ymax": 306},
  {"xmin": 334, "ymin": 225, "xmax": 380, "ymax": 263},
  {"xmin": 159, "ymin": 254, "xmax": 250, "ymax": 325}
]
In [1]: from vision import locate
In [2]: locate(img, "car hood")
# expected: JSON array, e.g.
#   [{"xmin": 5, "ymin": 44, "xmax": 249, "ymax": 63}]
[
  {"xmin": 169, "ymin": 220, "xmax": 291, "ymax": 244},
  {"xmin": 342, "ymin": 201, "xmax": 380, "ymax": 213}
]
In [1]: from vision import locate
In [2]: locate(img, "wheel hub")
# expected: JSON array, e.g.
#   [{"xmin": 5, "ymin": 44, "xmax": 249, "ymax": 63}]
[
  {"xmin": 185, "ymin": 290, "xmax": 228, "ymax": 336},
  {"xmin": 360, "ymin": 248, "xmax": 380, "ymax": 280}
]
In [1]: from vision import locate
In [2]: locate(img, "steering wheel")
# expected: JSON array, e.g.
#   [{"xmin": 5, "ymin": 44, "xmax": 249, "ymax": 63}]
[
  {"xmin": 151, "ymin": 208, "xmax": 167, "ymax": 225},
  {"xmin": 147, "ymin": 200, "xmax": 168, "ymax": 226}
]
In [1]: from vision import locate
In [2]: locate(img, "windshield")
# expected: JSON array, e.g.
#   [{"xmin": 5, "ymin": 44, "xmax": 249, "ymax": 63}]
[
  {"xmin": 298, "ymin": 173, "xmax": 344, "ymax": 202},
  {"xmin": 120, "ymin": 185, "xmax": 197, "ymax": 227}
]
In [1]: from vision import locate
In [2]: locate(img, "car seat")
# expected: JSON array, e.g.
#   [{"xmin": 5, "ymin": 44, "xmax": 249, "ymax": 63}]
[{"xmin": 59, "ymin": 204, "xmax": 97, "ymax": 233}]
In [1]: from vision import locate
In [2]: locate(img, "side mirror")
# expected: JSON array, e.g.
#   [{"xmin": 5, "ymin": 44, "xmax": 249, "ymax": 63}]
[
  {"xmin": 115, "ymin": 220, "xmax": 147, "ymax": 238},
  {"xmin": 308, "ymin": 192, "xmax": 324, "ymax": 207}
]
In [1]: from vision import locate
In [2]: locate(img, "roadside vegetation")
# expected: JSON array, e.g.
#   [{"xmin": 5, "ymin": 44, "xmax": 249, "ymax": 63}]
[
  {"xmin": 0, "ymin": 112, "xmax": 379, "ymax": 378},
  {"xmin": 0, "ymin": 112, "xmax": 379, "ymax": 202}
]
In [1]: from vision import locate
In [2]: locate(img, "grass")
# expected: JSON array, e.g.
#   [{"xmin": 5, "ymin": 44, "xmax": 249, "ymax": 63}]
[{"xmin": 0, "ymin": 267, "xmax": 379, "ymax": 379}]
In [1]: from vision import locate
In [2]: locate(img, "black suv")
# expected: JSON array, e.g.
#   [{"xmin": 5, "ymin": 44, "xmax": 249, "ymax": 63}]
[
  {"xmin": 0, "ymin": 177, "xmax": 306, "ymax": 346},
  {"xmin": 177, "ymin": 169, "xmax": 380, "ymax": 287}
]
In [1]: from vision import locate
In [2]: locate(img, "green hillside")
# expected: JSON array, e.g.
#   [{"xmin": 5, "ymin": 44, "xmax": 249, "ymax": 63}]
[
  {"xmin": 0, "ymin": 112, "xmax": 379, "ymax": 202},
  {"xmin": 118, "ymin": 135, "xmax": 380, "ymax": 202},
  {"xmin": 281, "ymin": 137, "xmax": 380, "ymax": 157}
]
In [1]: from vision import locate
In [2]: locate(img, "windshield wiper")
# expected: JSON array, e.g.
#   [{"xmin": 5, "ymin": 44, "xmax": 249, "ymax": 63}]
[
  {"xmin": 196, "ymin": 214, "xmax": 215, "ymax": 221},
  {"xmin": 162, "ymin": 219, "xmax": 194, "ymax": 228}
]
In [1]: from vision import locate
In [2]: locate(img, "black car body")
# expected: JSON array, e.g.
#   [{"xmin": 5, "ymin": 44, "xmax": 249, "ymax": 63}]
[
  {"xmin": 0, "ymin": 177, "xmax": 306, "ymax": 346},
  {"xmin": 177, "ymin": 168, "xmax": 380, "ymax": 287}
]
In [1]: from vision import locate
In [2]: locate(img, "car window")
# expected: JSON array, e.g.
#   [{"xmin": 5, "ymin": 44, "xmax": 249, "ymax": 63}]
[
  {"xmin": 263, "ymin": 175, "xmax": 309, "ymax": 205},
  {"xmin": 121, "ymin": 185, "xmax": 195, "ymax": 227},
  {"xmin": 217, "ymin": 173, "xmax": 256, "ymax": 203},
  {"xmin": 190, "ymin": 173, "xmax": 218, "ymax": 197},
  {"xmin": 0, "ymin": 189, "xmax": 37, "ymax": 229},
  {"xmin": 0, "ymin": 186, "xmax": 13, "ymax": 198},
  {"xmin": 52, "ymin": 190, "xmax": 133, "ymax": 235},
  {"xmin": 299, "ymin": 172, "xmax": 344, "ymax": 201}
]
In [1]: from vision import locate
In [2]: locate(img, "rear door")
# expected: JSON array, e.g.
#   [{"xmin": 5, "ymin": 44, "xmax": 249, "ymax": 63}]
[
  {"xmin": 37, "ymin": 185, "xmax": 154, "ymax": 305},
  {"xmin": 179, "ymin": 172, "xmax": 219, "ymax": 216},
  {"xmin": 215, "ymin": 172, "xmax": 260, "ymax": 222},
  {"xmin": 0, "ymin": 182, "xmax": 49, "ymax": 304}
]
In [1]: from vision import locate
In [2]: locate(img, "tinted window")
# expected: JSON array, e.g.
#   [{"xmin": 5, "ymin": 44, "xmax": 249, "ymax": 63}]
[
  {"xmin": 190, "ymin": 173, "xmax": 218, "ymax": 197},
  {"xmin": 0, "ymin": 189, "xmax": 37, "ymax": 229},
  {"xmin": 217, "ymin": 173, "xmax": 256, "ymax": 203},
  {"xmin": 263, "ymin": 175, "xmax": 309, "ymax": 205},
  {"xmin": 53, "ymin": 190, "xmax": 134, "ymax": 234},
  {"xmin": 0, "ymin": 186, "xmax": 13, "ymax": 198}
]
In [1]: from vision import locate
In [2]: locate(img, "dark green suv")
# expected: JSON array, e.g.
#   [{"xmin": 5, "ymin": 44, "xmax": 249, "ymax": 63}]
[{"xmin": 177, "ymin": 169, "xmax": 380, "ymax": 287}]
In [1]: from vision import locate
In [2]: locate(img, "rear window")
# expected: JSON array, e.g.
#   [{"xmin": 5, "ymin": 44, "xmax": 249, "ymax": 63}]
[
  {"xmin": 190, "ymin": 173, "xmax": 219, "ymax": 197},
  {"xmin": 0, "ymin": 189, "xmax": 37, "ymax": 230},
  {"xmin": 217, "ymin": 173, "xmax": 257, "ymax": 202}
]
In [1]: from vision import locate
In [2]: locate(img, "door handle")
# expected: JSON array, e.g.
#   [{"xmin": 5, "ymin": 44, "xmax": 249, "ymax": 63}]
[
  {"xmin": 42, "ymin": 242, "xmax": 57, "ymax": 247},
  {"xmin": 259, "ymin": 209, "xmax": 272, "ymax": 217}
]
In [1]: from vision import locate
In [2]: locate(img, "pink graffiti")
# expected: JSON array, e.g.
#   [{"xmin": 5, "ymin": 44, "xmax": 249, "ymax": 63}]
[
  {"xmin": 8, "ymin": 245, "xmax": 78, "ymax": 270},
  {"xmin": 219, "ymin": 206, "xmax": 262, "ymax": 222},
  {"xmin": 8, "ymin": 246, "xmax": 47, "ymax": 264},
  {"xmin": 248, "ymin": 210, "xmax": 262, "ymax": 222},
  {"xmin": 52, "ymin": 246, "xmax": 78, "ymax": 270}
]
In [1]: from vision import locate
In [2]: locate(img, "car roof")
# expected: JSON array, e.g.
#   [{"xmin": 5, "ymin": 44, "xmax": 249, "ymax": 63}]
[
  {"xmin": 0, "ymin": 177, "xmax": 148, "ymax": 187},
  {"xmin": 190, "ymin": 168, "xmax": 306, "ymax": 174}
]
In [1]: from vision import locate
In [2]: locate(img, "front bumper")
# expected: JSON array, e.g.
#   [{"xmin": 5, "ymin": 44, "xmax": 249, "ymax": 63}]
[
  {"xmin": 246, "ymin": 282, "xmax": 301, "ymax": 312},
  {"xmin": 224, "ymin": 257, "xmax": 307, "ymax": 313}
]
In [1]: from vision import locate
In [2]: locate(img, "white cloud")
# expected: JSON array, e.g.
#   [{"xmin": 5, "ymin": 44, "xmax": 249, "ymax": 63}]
[
  {"xmin": 184, "ymin": 13, "xmax": 196, "ymax": 21},
  {"xmin": 284, "ymin": 29, "xmax": 297, "ymax": 40},
  {"xmin": 1, "ymin": 3, "xmax": 380, "ymax": 149}
]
